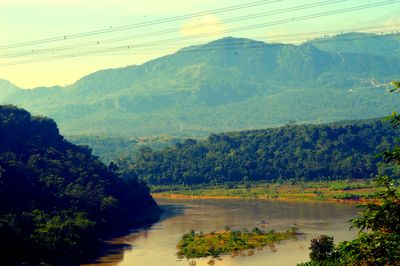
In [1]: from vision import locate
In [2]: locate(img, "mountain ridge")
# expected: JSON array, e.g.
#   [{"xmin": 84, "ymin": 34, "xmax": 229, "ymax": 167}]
[{"xmin": 1, "ymin": 33, "xmax": 399, "ymax": 137}]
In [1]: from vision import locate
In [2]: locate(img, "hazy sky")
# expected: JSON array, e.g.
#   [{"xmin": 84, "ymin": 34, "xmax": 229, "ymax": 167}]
[{"xmin": 0, "ymin": 0, "xmax": 399, "ymax": 88}]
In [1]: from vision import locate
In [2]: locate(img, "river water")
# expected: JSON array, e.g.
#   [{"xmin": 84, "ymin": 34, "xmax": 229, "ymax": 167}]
[{"xmin": 84, "ymin": 198, "xmax": 359, "ymax": 266}]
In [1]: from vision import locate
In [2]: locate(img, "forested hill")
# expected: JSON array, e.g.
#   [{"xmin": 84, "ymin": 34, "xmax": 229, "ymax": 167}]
[
  {"xmin": 310, "ymin": 32, "xmax": 400, "ymax": 58},
  {"xmin": 126, "ymin": 119, "xmax": 398, "ymax": 186},
  {"xmin": 0, "ymin": 105, "xmax": 159, "ymax": 264},
  {"xmin": 2, "ymin": 33, "xmax": 400, "ymax": 137}
]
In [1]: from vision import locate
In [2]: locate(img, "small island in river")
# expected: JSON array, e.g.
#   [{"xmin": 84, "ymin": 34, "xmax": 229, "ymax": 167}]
[{"xmin": 177, "ymin": 225, "xmax": 300, "ymax": 261}]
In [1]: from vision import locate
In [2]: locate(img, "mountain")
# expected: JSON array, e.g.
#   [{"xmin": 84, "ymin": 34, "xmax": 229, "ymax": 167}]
[
  {"xmin": 0, "ymin": 79, "xmax": 20, "ymax": 102},
  {"xmin": 124, "ymin": 119, "xmax": 398, "ymax": 186},
  {"xmin": 0, "ymin": 105, "xmax": 159, "ymax": 264},
  {"xmin": 310, "ymin": 32, "xmax": 400, "ymax": 58},
  {"xmin": 2, "ymin": 33, "xmax": 400, "ymax": 137}
]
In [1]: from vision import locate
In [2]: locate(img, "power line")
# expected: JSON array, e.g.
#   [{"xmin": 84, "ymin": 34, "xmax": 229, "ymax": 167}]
[
  {"xmin": 0, "ymin": 0, "xmax": 349, "ymax": 59},
  {"xmin": 7, "ymin": 24, "xmax": 399, "ymax": 58},
  {"xmin": 0, "ymin": 0, "xmax": 283, "ymax": 49},
  {"xmin": 2, "ymin": 28, "xmax": 399, "ymax": 67},
  {"xmin": 0, "ymin": 0, "xmax": 394, "ymax": 59},
  {"xmin": 71, "ymin": 25, "xmax": 400, "ymax": 56},
  {"xmin": 1, "ymin": 0, "xmax": 399, "ymax": 66}
]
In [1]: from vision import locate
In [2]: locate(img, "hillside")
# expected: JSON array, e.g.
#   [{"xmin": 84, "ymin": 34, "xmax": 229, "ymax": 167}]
[
  {"xmin": 310, "ymin": 32, "xmax": 400, "ymax": 58},
  {"xmin": 122, "ymin": 119, "xmax": 398, "ymax": 186},
  {"xmin": 1, "ymin": 33, "xmax": 400, "ymax": 137},
  {"xmin": 0, "ymin": 79, "xmax": 19, "ymax": 101},
  {"xmin": 69, "ymin": 135, "xmax": 185, "ymax": 163},
  {"xmin": 0, "ymin": 105, "xmax": 159, "ymax": 264}
]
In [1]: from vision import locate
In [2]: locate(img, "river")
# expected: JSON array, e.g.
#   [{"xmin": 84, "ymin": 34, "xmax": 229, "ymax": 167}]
[{"xmin": 83, "ymin": 198, "xmax": 359, "ymax": 266}]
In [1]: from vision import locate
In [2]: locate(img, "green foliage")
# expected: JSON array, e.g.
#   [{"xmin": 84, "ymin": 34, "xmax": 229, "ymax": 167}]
[
  {"xmin": 351, "ymin": 176, "xmax": 400, "ymax": 233},
  {"xmin": 177, "ymin": 227, "xmax": 298, "ymax": 259},
  {"xmin": 335, "ymin": 176, "xmax": 400, "ymax": 265},
  {"xmin": 0, "ymin": 105, "xmax": 158, "ymax": 264},
  {"xmin": 125, "ymin": 119, "xmax": 397, "ymax": 186},
  {"xmin": 300, "ymin": 176, "xmax": 400, "ymax": 266},
  {"xmin": 300, "ymin": 82, "xmax": 400, "ymax": 265},
  {"xmin": 309, "ymin": 235, "xmax": 336, "ymax": 262},
  {"xmin": 69, "ymin": 135, "xmax": 185, "ymax": 163},
  {"xmin": 27, "ymin": 210, "xmax": 97, "ymax": 257}
]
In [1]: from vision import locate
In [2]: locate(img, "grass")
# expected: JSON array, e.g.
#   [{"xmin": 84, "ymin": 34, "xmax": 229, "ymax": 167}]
[
  {"xmin": 152, "ymin": 179, "xmax": 384, "ymax": 203},
  {"xmin": 177, "ymin": 226, "xmax": 300, "ymax": 260}
]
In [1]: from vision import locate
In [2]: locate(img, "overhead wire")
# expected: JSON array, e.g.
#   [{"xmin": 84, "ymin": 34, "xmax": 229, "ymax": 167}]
[
  {"xmin": 0, "ymin": 0, "xmax": 283, "ymax": 49},
  {"xmin": 0, "ymin": 0, "xmax": 349, "ymax": 59},
  {"xmin": 77, "ymin": 24, "xmax": 400, "ymax": 55},
  {"xmin": 78, "ymin": 27, "xmax": 400, "ymax": 58},
  {"xmin": 0, "ymin": 0, "xmax": 399, "ymax": 67}
]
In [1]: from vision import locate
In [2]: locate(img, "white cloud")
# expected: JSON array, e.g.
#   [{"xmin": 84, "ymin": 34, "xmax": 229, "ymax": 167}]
[{"xmin": 180, "ymin": 14, "xmax": 226, "ymax": 37}]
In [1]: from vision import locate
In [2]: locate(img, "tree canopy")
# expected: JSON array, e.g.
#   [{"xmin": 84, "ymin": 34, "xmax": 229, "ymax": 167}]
[
  {"xmin": 123, "ymin": 119, "xmax": 398, "ymax": 186},
  {"xmin": 0, "ymin": 105, "xmax": 159, "ymax": 264}
]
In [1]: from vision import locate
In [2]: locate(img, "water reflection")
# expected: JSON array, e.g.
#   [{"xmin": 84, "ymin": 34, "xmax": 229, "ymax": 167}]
[{"xmin": 83, "ymin": 199, "xmax": 358, "ymax": 266}]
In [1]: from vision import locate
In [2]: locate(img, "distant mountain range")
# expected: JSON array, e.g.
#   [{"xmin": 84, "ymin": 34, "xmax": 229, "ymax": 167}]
[{"xmin": 1, "ymin": 32, "xmax": 400, "ymax": 137}]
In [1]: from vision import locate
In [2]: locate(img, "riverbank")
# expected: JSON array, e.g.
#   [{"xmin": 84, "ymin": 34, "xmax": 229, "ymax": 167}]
[{"xmin": 152, "ymin": 180, "xmax": 380, "ymax": 204}]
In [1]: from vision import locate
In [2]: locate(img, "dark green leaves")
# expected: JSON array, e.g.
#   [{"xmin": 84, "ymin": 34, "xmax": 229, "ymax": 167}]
[{"xmin": 0, "ymin": 105, "xmax": 158, "ymax": 264}]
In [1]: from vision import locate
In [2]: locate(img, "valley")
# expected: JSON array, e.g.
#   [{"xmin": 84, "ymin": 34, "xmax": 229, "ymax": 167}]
[{"xmin": 1, "ymin": 3, "xmax": 400, "ymax": 263}]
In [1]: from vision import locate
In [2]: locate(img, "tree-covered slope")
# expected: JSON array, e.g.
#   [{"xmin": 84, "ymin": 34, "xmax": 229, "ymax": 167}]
[
  {"xmin": 124, "ymin": 119, "xmax": 398, "ymax": 186},
  {"xmin": 2, "ymin": 34, "xmax": 400, "ymax": 137},
  {"xmin": 0, "ymin": 105, "xmax": 159, "ymax": 264},
  {"xmin": 68, "ymin": 135, "xmax": 185, "ymax": 164},
  {"xmin": 310, "ymin": 32, "xmax": 400, "ymax": 59}
]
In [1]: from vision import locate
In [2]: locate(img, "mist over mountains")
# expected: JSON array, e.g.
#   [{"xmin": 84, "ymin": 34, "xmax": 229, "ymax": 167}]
[{"xmin": 1, "ymin": 32, "xmax": 400, "ymax": 137}]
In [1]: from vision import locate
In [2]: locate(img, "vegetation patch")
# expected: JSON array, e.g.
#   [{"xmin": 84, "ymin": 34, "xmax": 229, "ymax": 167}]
[
  {"xmin": 152, "ymin": 179, "xmax": 383, "ymax": 203},
  {"xmin": 177, "ymin": 226, "xmax": 300, "ymax": 261}
]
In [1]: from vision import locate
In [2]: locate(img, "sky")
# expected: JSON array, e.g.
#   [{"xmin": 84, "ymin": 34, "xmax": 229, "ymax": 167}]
[{"xmin": 0, "ymin": 0, "xmax": 399, "ymax": 88}]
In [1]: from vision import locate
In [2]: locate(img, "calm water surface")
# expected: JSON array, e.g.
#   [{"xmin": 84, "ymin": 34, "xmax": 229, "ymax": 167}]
[{"xmin": 84, "ymin": 199, "xmax": 358, "ymax": 266}]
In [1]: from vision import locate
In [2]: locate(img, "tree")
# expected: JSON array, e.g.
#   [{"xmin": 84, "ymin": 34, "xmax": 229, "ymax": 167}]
[
  {"xmin": 299, "ymin": 82, "xmax": 400, "ymax": 266},
  {"xmin": 336, "ymin": 175, "xmax": 400, "ymax": 265}
]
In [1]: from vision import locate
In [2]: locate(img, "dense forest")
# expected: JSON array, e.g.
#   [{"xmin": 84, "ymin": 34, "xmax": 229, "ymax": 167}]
[
  {"xmin": 69, "ymin": 135, "xmax": 184, "ymax": 164},
  {"xmin": 0, "ymin": 105, "xmax": 159, "ymax": 265},
  {"xmin": 123, "ymin": 119, "xmax": 398, "ymax": 186}
]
